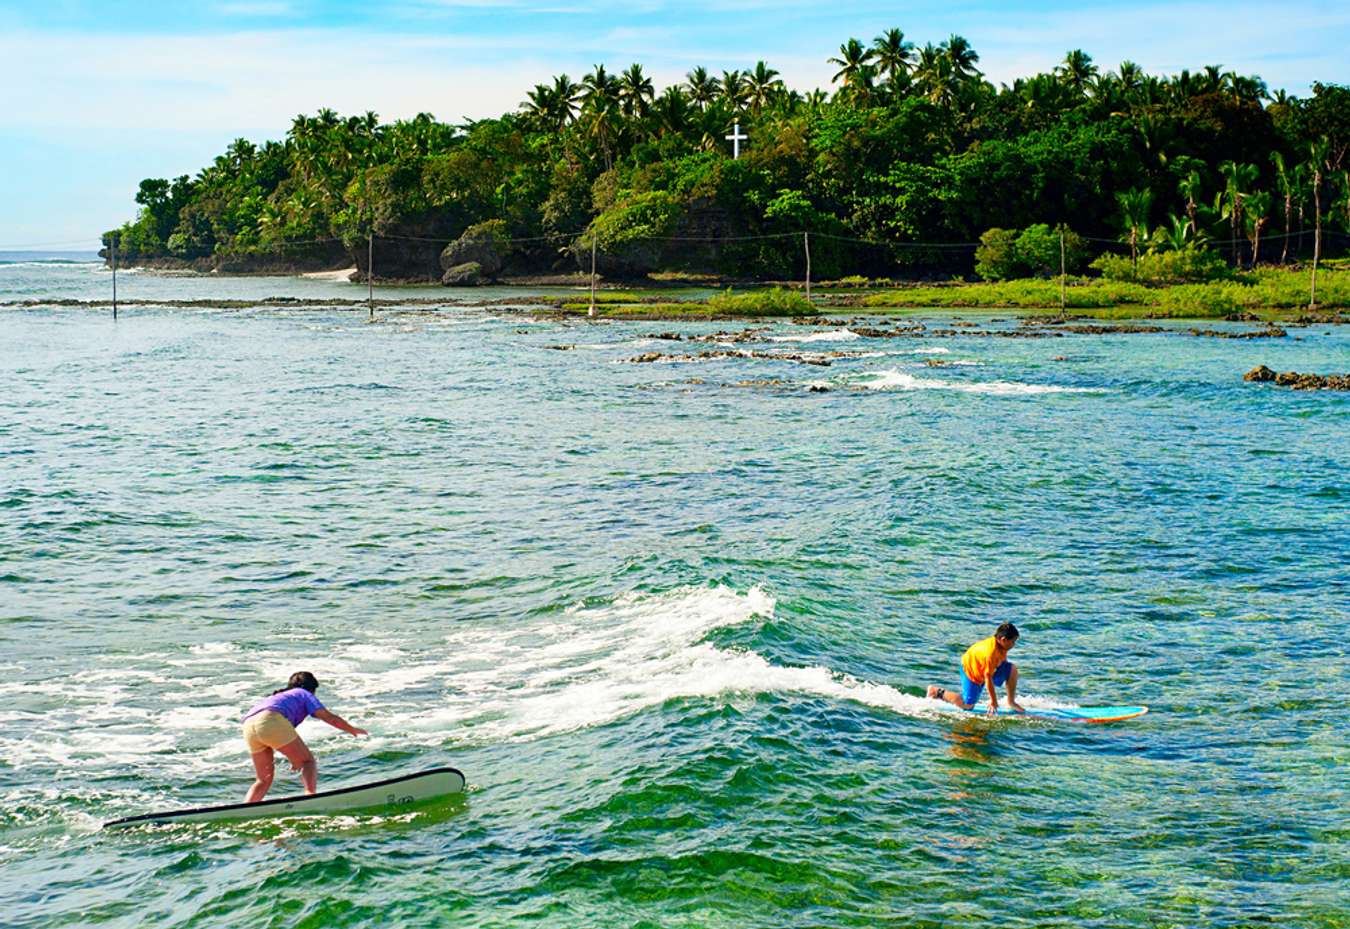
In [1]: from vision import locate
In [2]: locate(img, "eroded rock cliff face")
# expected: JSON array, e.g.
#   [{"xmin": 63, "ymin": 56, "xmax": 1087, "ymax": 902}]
[
  {"xmin": 439, "ymin": 221, "xmax": 510, "ymax": 285},
  {"xmin": 574, "ymin": 198, "xmax": 740, "ymax": 277},
  {"xmin": 352, "ymin": 232, "xmax": 445, "ymax": 284},
  {"xmin": 100, "ymin": 242, "xmax": 354, "ymax": 275}
]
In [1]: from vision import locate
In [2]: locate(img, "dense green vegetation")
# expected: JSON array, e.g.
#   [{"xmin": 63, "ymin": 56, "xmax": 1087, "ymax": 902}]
[{"xmin": 105, "ymin": 32, "xmax": 1350, "ymax": 285}]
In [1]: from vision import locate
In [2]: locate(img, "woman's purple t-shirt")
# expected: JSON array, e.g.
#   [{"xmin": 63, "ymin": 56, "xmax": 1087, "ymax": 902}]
[{"xmin": 243, "ymin": 688, "xmax": 325, "ymax": 727}]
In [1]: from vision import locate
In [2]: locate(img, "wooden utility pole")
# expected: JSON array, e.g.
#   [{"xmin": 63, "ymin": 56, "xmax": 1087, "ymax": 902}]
[
  {"xmin": 368, "ymin": 232, "xmax": 375, "ymax": 318},
  {"xmin": 111, "ymin": 235, "xmax": 118, "ymax": 321},
  {"xmin": 1059, "ymin": 229, "xmax": 1066, "ymax": 312},
  {"xmin": 803, "ymin": 231, "xmax": 812, "ymax": 305},
  {"xmin": 588, "ymin": 234, "xmax": 597, "ymax": 318}
]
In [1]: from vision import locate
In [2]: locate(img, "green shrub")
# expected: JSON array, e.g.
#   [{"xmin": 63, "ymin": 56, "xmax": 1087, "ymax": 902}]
[
  {"xmin": 1015, "ymin": 224, "xmax": 1089, "ymax": 277},
  {"xmin": 1155, "ymin": 282, "xmax": 1245, "ymax": 316},
  {"xmin": 1091, "ymin": 246, "xmax": 1229, "ymax": 284},
  {"xmin": 577, "ymin": 190, "xmax": 686, "ymax": 273},
  {"xmin": 976, "ymin": 224, "xmax": 1089, "ymax": 280},
  {"xmin": 974, "ymin": 228, "xmax": 1021, "ymax": 281},
  {"xmin": 707, "ymin": 287, "xmax": 813, "ymax": 316}
]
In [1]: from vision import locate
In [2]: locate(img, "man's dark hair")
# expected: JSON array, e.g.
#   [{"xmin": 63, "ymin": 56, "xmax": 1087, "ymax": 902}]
[{"xmin": 996, "ymin": 622, "xmax": 1020, "ymax": 641}]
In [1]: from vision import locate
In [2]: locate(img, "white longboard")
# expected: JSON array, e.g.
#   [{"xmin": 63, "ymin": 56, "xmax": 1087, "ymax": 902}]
[{"xmin": 104, "ymin": 767, "xmax": 465, "ymax": 829}]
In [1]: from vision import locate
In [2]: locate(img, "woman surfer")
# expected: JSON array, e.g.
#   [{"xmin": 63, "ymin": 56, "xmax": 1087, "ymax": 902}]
[{"xmin": 241, "ymin": 671, "xmax": 367, "ymax": 802}]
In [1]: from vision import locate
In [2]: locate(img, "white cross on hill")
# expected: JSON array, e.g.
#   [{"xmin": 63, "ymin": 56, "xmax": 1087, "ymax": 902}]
[{"xmin": 726, "ymin": 123, "xmax": 747, "ymax": 159}]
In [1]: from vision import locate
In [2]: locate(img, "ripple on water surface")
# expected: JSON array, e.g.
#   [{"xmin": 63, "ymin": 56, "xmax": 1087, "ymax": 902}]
[{"xmin": 0, "ymin": 300, "xmax": 1347, "ymax": 928}]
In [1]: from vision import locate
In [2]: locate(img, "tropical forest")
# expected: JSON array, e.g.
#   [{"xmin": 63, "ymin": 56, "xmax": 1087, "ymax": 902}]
[{"xmin": 104, "ymin": 30, "xmax": 1350, "ymax": 303}]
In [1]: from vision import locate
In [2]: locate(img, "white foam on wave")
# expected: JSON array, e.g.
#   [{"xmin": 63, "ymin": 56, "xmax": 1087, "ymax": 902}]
[
  {"xmin": 0, "ymin": 587, "xmax": 1079, "ymax": 799},
  {"xmin": 390, "ymin": 585, "xmax": 962, "ymax": 744},
  {"xmin": 851, "ymin": 369, "xmax": 1098, "ymax": 395},
  {"xmin": 189, "ymin": 642, "xmax": 238, "ymax": 655},
  {"xmin": 769, "ymin": 328, "xmax": 861, "ymax": 343}
]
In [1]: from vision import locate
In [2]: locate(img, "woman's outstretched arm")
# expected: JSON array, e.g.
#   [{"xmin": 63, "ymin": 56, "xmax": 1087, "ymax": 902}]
[{"xmin": 313, "ymin": 708, "xmax": 368, "ymax": 736}]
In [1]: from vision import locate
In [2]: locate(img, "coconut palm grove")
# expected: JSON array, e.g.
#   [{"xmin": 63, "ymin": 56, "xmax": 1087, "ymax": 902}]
[{"xmin": 103, "ymin": 31, "xmax": 1350, "ymax": 284}]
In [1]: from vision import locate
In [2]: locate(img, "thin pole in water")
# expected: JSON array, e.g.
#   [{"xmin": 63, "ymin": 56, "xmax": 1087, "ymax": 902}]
[
  {"xmin": 588, "ymin": 234, "xmax": 597, "ymax": 318},
  {"xmin": 111, "ymin": 235, "xmax": 118, "ymax": 321},
  {"xmin": 803, "ymin": 231, "xmax": 812, "ymax": 305},
  {"xmin": 368, "ymin": 232, "xmax": 375, "ymax": 319}
]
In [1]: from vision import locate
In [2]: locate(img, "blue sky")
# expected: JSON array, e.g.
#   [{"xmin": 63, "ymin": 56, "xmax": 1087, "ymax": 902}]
[{"xmin": 3, "ymin": 0, "xmax": 1348, "ymax": 249}]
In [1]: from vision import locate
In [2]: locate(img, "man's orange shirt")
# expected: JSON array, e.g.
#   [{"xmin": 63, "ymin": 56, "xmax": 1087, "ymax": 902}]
[{"xmin": 962, "ymin": 635, "xmax": 1009, "ymax": 683}]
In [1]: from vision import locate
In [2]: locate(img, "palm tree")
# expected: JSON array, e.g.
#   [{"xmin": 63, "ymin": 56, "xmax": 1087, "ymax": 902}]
[
  {"xmin": 1058, "ymin": 49, "xmax": 1098, "ymax": 96},
  {"xmin": 617, "ymin": 63, "xmax": 654, "ymax": 119},
  {"xmin": 685, "ymin": 67, "xmax": 717, "ymax": 110},
  {"xmin": 1243, "ymin": 190, "xmax": 1272, "ymax": 267},
  {"xmin": 828, "ymin": 38, "xmax": 872, "ymax": 88},
  {"xmin": 745, "ymin": 61, "xmax": 781, "ymax": 115},
  {"xmin": 581, "ymin": 65, "xmax": 621, "ymax": 170},
  {"xmin": 1200, "ymin": 65, "xmax": 1224, "ymax": 95},
  {"xmin": 1153, "ymin": 213, "xmax": 1205, "ymax": 252},
  {"xmin": 581, "ymin": 64, "xmax": 620, "ymax": 110},
  {"xmin": 1306, "ymin": 137, "xmax": 1329, "ymax": 307},
  {"xmin": 1218, "ymin": 160, "xmax": 1259, "ymax": 265},
  {"xmin": 1117, "ymin": 60, "xmax": 1143, "ymax": 96},
  {"xmin": 1017, "ymin": 73, "xmax": 1076, "ymax": 125},
  {"xmin": 1177, "ymin": 169, "xmax": 1205, "ymax": 237},
  {"xmin": 1116, "ymin": 187, "xmax": 1154, "ymax": 265},
  {"xmin": 524, "ymin": 77, "xmax": 580, "ymax": 133},
  {"xmin": 1270, "ymin": 151, "xmax": 1297, "ymax": 264},
  {"xmin": 651, "ymin": 86, "xmax": 692, "ymax": 137},
  {"xmin": 1229, "ymin": 74, "xmax": 1268, "ymax": 104},
  {"xmin": 914, "ymin": 43, "xmax": 956, "ymax": 106},
  {"xmin": 1335, "ymin": 172, "xmax": 1350, "ymax": 250},
  {"xmin": 551, "ymin": 75, "xmax": 580, "ymax": 127},
  {"xmin": 941, "ymin": 34, "xmax": 981, "ymax": 81},
  {"xmin": 871, "ymin": 28, "xmax": 914, "ymax": 90},
  {"xmin": 524, "ymin": 83, "xmax": 554, "ymax": 123},
  {"xmin": 769, "ymin": 86, "xmax": 803, "ymax": 116},
  {"xmin": 719, "ymin": 69, "xmax": 749, "ymax": 110}
]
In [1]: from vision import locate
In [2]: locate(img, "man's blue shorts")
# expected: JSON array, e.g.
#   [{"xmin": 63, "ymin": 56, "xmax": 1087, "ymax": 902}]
[{"xmin": 961, "ymin": 660, "xmax": 1012, "ymax": 706}]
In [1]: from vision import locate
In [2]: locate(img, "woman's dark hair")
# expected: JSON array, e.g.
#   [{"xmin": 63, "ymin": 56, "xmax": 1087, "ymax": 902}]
[
  {"xmin": 274, "ymin": 671, "xmax": 319, "ymax": 695},
  {"xmin": 996, "ymin": 622, "xmax": 1020, "ymax": 641}
]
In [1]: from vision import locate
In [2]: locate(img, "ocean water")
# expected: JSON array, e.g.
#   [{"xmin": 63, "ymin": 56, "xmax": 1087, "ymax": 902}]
[{"xmin": 2, "ymin": 262, "xmax": 1348, "ymax": 928}]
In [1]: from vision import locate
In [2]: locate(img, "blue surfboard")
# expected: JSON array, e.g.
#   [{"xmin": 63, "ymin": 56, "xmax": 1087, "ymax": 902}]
[{"xmin": 960, "ymin": 705, "xmax": 1148, "ymax": 723}]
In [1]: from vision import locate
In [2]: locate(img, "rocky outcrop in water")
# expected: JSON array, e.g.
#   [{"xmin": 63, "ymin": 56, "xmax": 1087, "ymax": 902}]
[
  {"xmin": 626, "ymin": 349, "xmax": 856, "ymax": 367},
  {"xmin": 1244, "ymin": 366, "xmax": 1350, "ymax": 390},
  {"xmin": 1191, "ymin": 325, "xmax": 1287, "ymax": 339}
]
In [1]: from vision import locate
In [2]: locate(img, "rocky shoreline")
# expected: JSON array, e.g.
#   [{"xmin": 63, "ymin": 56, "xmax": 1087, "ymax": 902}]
[{"xmin": 1243, "ymin": 366, "xmax": 1350, "ymax": 390}]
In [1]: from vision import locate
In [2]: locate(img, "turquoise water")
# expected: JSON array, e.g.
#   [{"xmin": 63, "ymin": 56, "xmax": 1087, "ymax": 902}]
[{"xmin": 2, "ymin": 264, "xmax": 1348, "ymax": 927}]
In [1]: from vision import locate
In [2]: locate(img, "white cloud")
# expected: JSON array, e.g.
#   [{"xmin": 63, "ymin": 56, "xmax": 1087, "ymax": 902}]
[{"xmin": 0, "ymin": 29, "xmax": 548, "ymax": 132}]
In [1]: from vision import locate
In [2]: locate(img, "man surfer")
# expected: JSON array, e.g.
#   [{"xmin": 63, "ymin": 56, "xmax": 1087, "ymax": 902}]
[
  {"xmin": 241, "ymin": 671, "xmax": 367, "ymax": 802},
  {"xmin": 926, "ymin": 622, "xmax": 1025, "ymax": 714}
]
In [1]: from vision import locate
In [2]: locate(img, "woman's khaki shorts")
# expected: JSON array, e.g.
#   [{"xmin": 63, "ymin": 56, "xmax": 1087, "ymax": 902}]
[{"xmin": 242, "ymin": 711, "xmax": 300, "ymax": 753}]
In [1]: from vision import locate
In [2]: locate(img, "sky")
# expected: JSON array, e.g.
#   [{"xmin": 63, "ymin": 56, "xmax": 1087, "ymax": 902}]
[{"xmin": 2, "ymin": 0, "xmax": 1348, "ymax": 249}]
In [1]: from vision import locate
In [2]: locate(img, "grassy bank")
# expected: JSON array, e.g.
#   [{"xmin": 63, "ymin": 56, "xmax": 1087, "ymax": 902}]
[
  {"xmin": 545, "ymin": 269, "xmax": 1350, "ymax": 321},
  {"xmin": 556, "ymin": 287, "xmax": 810, "ymax": 319},
  {"xmin": 858, "ymin": 268, "xmax": 1350, "ymax": 318}
]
